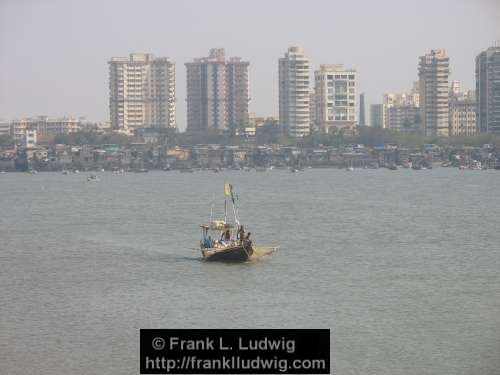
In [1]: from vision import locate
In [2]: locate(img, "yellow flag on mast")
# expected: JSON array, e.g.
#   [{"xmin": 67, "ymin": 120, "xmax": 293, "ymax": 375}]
[{"xmin": 224, "ymin": 182, "xmax": 231, "ymax": 196}]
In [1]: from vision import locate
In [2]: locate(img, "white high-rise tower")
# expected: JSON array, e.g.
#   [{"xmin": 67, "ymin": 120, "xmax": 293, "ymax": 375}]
[
  {"xmin": 109, "ymin": 53, "xmax": 176, "ymax": 131},
  {"xmin": 279, "ymin": 47, "xmax": 310, "ymax": 137},
  {"xmin": 418, "ymin": 49, "xmax": 449, "ymax": 136}
]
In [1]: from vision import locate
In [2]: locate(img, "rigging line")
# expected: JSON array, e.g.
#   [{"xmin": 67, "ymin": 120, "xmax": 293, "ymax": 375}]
[
  {"xmin": 231, "ymin": 187, "xmax": 240, "ymax": 225},
  {"xmin": 209, "ymin": 193, "xmax": 215, "ymax": 223},
  {"xmin": 224, "ymin": 199, "xmax": 227, "ymax": 223}
]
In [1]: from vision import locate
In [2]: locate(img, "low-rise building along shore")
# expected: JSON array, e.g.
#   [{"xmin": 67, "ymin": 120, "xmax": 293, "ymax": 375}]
[
  {"xmin": 1, "ymin": 139, "xmax": 498, "ymax": 172},
  {"xmin": 7, "ymin": 116, "xmax": 84, "ymax": 143}
]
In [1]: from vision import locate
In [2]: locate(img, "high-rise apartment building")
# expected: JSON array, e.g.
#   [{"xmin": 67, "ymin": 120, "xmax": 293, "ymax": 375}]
[
  {"xmin": 449, "ymin": 80, "xmax": 462, "ymax": 97},
  {"xmin": 449, "ymin": 97, "xmax": 477, "ymax": 136},
  {"xmin": 314, "ymin": 64, "xmax": 356, "ymax": 134},
  {"xmin": 448, "ymin": 81, "xmax": 476, "ymax": 136},
  {"xmin": 185, "ymin": 48, "xmax": 249, "ymax": 132},
  {"xmin": 0, "ymin": 120, "xmax": 10, "ymax": 136},
  {"xmin": 309, "ymin": 89, "xmax": 316, "ymax": 131},
  {"xmin": 418, "ymin": 49, "xmax": 450, "ymax": 136},
  {"xmin": 476, "ymin": 45, "xmax": 500, "ymax": 133},
  {"xmin": 109, "ymin": 53, "xmax": 176, "ymax": 131},
  {"xmin": 386, "ymin": 106, "xmax": 420, "ymax": 133},
  {"xmin": 369, "ymin": 104, "xmax": 384, "ymax": 128},
  {"xmin": 359, "ymin": 93, "xmax": 366, "ymax": 126},
  {"xmin": 279, "ymin": 47, "xmax": 310, "ymax": 137},
  {"xmin": 381, "ymin": 84, "xmax": 420, "ymax": 132}
]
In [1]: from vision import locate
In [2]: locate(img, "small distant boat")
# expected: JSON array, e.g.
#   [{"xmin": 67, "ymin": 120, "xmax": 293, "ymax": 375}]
[
  {"xmin": 388, "ymin": 165, "xmax": 398, "ymax": 170},
  {"xmin": 133, "ymin": 168, "xmax": 149, "ymax": 173},
  {"xmin": 0, "ymin": 170, "xmax": 6, "ymax": 174},
  {"xmin": 87, "ymin": 174, "xmax": 99, "ymax": 182},
  {"xmin": 345, "ymin": 160, "xmax": 354, "ymax": 171},
  {"xmin": 73, "ymin": 169, "xmax": 79, "ymax": 174},
  {"xmin": 112, "ymin": 167, "xmax": 125, "ymax": 174},
  {"xmin": 61, "ymin": 170, "xmax": 69, "ymax": 175},
  {"xmin": 28, "ymin": 169, "xmax": 38, "ymax": 174},
  {"xmin": 470, "ymin": 160, "xmax": 482, "ymax": 170}
]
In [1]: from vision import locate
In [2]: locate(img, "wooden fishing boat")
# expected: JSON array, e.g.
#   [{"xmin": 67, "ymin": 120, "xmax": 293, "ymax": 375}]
[
  {"xmin": 201, "ymin": 240, "xmax": 254, "ymax": 262},
  {"xmin": 198, "ymin": 183, "xmax": 279, "ymax": 262},
  {"xmin": 199, "ymin": 184, "xmax": 255, "ymax": 262}
]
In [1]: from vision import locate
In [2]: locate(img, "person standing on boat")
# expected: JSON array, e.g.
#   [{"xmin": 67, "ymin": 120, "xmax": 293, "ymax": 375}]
[
  {"xmin": 244, "ymin": 232, "xmax": 252, "ymax": 247},
  {"xmin": 237, "ymin": 225, "xmax": 245, "ymax": 243}
]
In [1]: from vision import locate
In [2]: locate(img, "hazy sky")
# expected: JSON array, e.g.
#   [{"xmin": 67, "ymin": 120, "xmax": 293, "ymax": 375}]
[{"xmin": 1, "ymin": 0, "xmax": 499, "ymax": 130}]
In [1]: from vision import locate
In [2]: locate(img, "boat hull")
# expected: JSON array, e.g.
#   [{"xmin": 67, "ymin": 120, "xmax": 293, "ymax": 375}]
[{"xmin": 201, "ymin": 244, "xmax": 253, "ymax": 262}]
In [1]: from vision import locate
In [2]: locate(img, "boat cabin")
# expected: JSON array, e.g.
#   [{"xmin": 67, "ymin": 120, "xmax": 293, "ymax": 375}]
[{"xmin": 200, "ymin": 220, "xmax": 242, "ymax": 249}]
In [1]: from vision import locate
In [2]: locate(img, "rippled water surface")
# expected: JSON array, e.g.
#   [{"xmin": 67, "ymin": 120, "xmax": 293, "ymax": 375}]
[{"xmin": 1, "ymin": 169, "xmax": 500, "ymax": 374}]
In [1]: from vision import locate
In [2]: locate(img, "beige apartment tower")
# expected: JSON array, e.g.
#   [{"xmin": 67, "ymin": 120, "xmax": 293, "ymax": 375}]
[
  {"xmin": 449, "ymin": 82, "xmax": 476, "ymax": 136},
  {"xmin": 185, "ymin": 48, "xmax": 249, "ymax": 132},
  {"xmin": 279, "ymin": 47, "xmax": 310, "ymax": 137},
  {"xmin": 314, "ymin": 64, "xmax": 356, "ymax": 134},
  {"xmin": 418, "ymin": 49, "xmax": 449, "ymax": 136},
  {"xmin": 382, "ymin": 85, "xmax": 420, "ymax": 132},
  {"xmin": 109, "ymin": 53, "xmax": 176, "ymax": 131}
]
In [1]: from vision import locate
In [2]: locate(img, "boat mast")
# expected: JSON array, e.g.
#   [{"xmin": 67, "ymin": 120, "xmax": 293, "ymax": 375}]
[
  {"xmin": 232, "ymin": 200, "xmax": 239, "ymax": 226},
  {"xmin": 210, "ymin": 198, "xmax": 214, "ymax": 223}
]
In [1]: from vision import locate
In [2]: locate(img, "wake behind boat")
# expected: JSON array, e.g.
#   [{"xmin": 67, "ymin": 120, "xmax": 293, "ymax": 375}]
[{"xmin": 199, "ymin": 183, "xmax": 277, "ymax": 262}]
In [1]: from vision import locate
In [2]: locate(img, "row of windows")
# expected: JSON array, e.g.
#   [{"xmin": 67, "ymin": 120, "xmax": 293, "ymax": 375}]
[
  {"xmin": 327, "ymin": 115, "xmax": 356, "ymax": 121},
  {"xmin": 326, "ymin": 88, "xmax": 355, "ymax": 94},
  {"xmin": 317, "ymin": 74, "xmax": 355, "ymax": 80}
]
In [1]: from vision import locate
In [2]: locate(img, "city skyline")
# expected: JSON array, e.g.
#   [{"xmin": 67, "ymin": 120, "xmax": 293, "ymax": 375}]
[{"xmin": 1, "ymin": 0, "xmax": 499, "ymax": 130}]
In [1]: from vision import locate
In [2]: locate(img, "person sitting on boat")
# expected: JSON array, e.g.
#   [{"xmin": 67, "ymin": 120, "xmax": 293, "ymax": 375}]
[
  {"xmin": 203, "ymin": 235, "xmax": 216, "ymax": 248},
  {"xmin": 220, "ymin": 230, "xmax": 231, "ymax": 243},
  {"xmin": 203, "ymin": 237, "xmax": 210, "ymax": 248}
]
